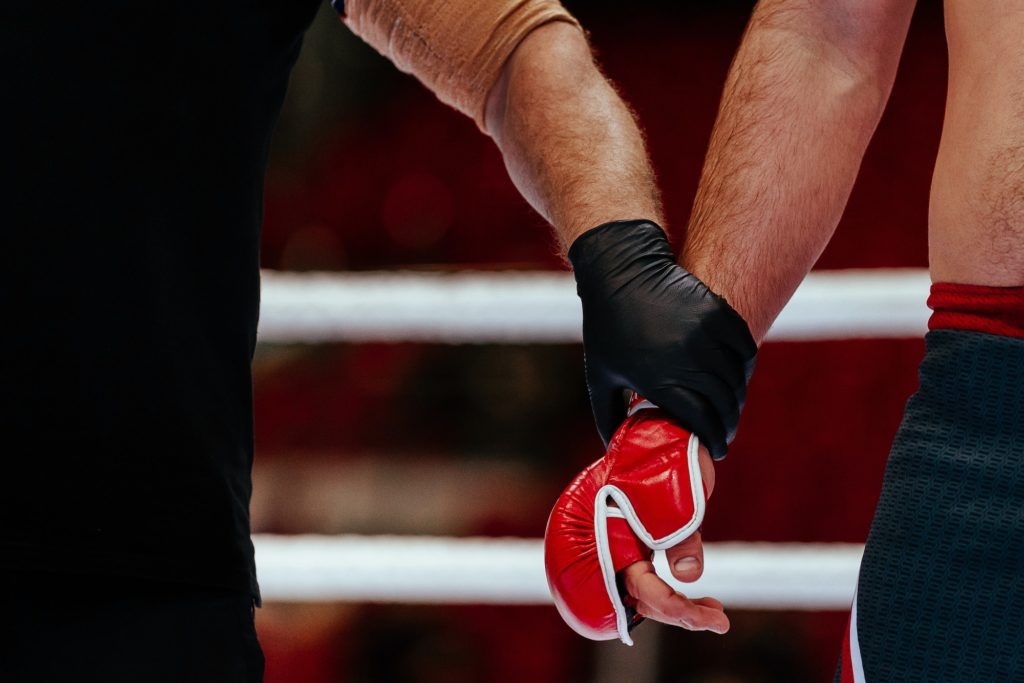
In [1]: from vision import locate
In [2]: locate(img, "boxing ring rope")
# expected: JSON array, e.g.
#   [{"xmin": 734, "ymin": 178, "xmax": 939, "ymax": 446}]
[
  {"xmin": 254, "ymin": 268, "xmax": 918, "ymax": 609},
  {"xmin": 254, "ymin": 535, "xmax": 863, "ymax": 610},
  {"xmin": 258, "ymin": 268, "xmax": 931, "ymax": 344}
]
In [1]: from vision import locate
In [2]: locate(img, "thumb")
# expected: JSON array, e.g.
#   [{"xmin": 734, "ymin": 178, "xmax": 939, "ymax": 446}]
[
  {"xmin": 665, "ymin": 530, "xmax": 705, "ymax": 583},
  {"xmin": 666, "ymin": 447, "xmax": 714, "ymax": 584},
  {"xmin": 698, "ymin": 444, "xmax": 715, "ymax": 499}
]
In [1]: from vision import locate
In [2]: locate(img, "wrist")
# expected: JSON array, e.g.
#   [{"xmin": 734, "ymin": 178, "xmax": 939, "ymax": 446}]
[{"xmin": 568, "ymin": 219, "xmax": 674, "ymax": 289}]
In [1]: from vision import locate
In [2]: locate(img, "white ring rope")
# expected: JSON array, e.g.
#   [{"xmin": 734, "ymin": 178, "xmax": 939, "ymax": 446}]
[
  {"xmin": 257, "ymin": 268, "xmax": 931, "ymax": 344},
  {"xmin": 254, "ymin": 535, "xmax": 862, "ymax": 610},
  {"xmin": 255, "ymin": 267, "xmax": 900, "ymax": 609}
]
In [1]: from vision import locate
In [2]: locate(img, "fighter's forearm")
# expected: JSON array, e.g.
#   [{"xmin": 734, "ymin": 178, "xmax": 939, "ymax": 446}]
[
  {"xmin": 683, "ymin": 0, "xmax": 915, "ymax": 342},
  {"xmin": 484, "ymin": 22, "xmax": 663, "ymax": 249}
]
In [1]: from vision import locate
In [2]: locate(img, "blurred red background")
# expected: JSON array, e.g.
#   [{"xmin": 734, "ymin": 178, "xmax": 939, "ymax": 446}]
[{"xmin": 252, "ymin": 2, "xmax": 947, "ymax": 681}]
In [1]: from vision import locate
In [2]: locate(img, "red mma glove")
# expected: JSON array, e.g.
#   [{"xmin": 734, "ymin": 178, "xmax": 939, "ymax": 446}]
[{"xmin": 544, "ymin": 397, "xmax": 709, "ymax": 645}]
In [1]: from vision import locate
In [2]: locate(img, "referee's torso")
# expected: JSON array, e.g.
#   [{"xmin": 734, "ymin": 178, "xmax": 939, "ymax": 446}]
[{"xmin": 0, "ymin": 0, "xmax": 321, "ymax": 599}]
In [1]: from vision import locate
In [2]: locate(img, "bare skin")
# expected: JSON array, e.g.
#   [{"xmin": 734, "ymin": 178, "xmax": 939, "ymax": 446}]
[
  {"xmin": 484, "ymin": 21, "xmax": 664, "ymax": 249},
  {"xmin": 683, "ymin": 0, "xmax": 917, "ymax": 343},
  {"xmin": 483, "ymin": 21, "xmax": 729, "ymax": 632},
  {"xmin": 639, "ymin": 0, "xmax": 1024, "ymax": 637},
  {"xmin": 624, "ymin": 448, "xmax": 730, "ymax": 634},
  {"xmin": 930, "ymin": 1, "xmax": 1024, "ymax": 286},
  {"xmin": 476, "ymin": 1, "xmax": 1024, "ymax": 637},
  {"xmin": 623, "ymin": 0, "xmax": 917, "ymax": 634}
]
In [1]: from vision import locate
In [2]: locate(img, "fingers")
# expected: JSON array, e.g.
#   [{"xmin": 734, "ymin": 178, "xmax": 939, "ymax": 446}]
[
  {"xmin": 665, "ymin": 531, "xmax": 704, "ymax": 583},
  {"xmin": 637, "ymin": 598, "xmax": 729, "ymax": 635},
  {"xmin": 693, "ymin": 596, "xmax": 724, "ymax": 611},
  {"xmin": 586, "ymin": 370, "xmax": 627, "ymax": 447},
  {"xmin": 622, "ymin": 561, "xmax": 729, "ymax": 635}
]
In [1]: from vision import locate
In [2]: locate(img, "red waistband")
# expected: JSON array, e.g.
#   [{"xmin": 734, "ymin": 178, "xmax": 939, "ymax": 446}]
[{"xmin": 928, "ymin": 282, "xmax": 1024, "ymax": 338}]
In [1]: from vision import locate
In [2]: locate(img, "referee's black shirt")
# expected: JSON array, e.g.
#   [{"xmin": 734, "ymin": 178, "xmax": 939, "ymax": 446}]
[{"xmin": 0, "ymin": 0, "xmax": 322, "ymax": 599}]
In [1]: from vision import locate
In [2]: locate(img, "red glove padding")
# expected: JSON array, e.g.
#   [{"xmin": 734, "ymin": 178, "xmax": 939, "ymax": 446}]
[{"xmin": 544, "ymin": 397, "xmax": 706, "ymax": 644}]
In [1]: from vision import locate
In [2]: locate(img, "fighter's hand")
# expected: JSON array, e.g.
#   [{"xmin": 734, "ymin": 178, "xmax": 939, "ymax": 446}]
[
  {"xmin": 545, "ymin": 401, "xmax": 724, "ymax": 644},
  {"xmin": 621, "ymin": 445, "xmax": 729, "ymax": 634}
]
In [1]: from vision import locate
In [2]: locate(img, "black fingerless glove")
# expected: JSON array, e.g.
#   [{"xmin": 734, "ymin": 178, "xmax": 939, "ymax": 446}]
[{"xmin": 568, "ymin": 219, "xmax": 757, "ymax": 459}]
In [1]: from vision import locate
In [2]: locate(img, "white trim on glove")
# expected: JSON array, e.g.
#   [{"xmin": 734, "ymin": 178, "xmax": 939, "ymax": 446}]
[{"xmin": 593, "ymin": 428, "xmax": 705, "ymax": 645}]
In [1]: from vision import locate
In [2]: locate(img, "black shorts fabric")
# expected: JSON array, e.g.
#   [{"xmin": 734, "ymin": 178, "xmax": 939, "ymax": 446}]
[
  {"xmin": 835, "ymin": 331, "xmax": 1024, "ymax": 681},
  {"xmin": 2, "ymin": 572, "xmax": 264, "ymax": 683}
]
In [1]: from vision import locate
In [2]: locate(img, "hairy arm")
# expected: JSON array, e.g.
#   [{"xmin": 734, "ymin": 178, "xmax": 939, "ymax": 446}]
[
  {"xmin": 484, "ymin": 22, "xmax": 663, "ymax": 249},
  {"xmin": 343, "ymin": 1, "xmax": 661, "ymax": 248},
  {"xmin": 683, "ymin": 0, "xmax": 917, "ymax": 342}
]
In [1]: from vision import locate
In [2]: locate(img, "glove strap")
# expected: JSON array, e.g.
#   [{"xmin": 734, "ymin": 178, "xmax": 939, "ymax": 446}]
[{"xmin": 593, "ymin": 410, "xmax": 705, "ymax": 645}]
